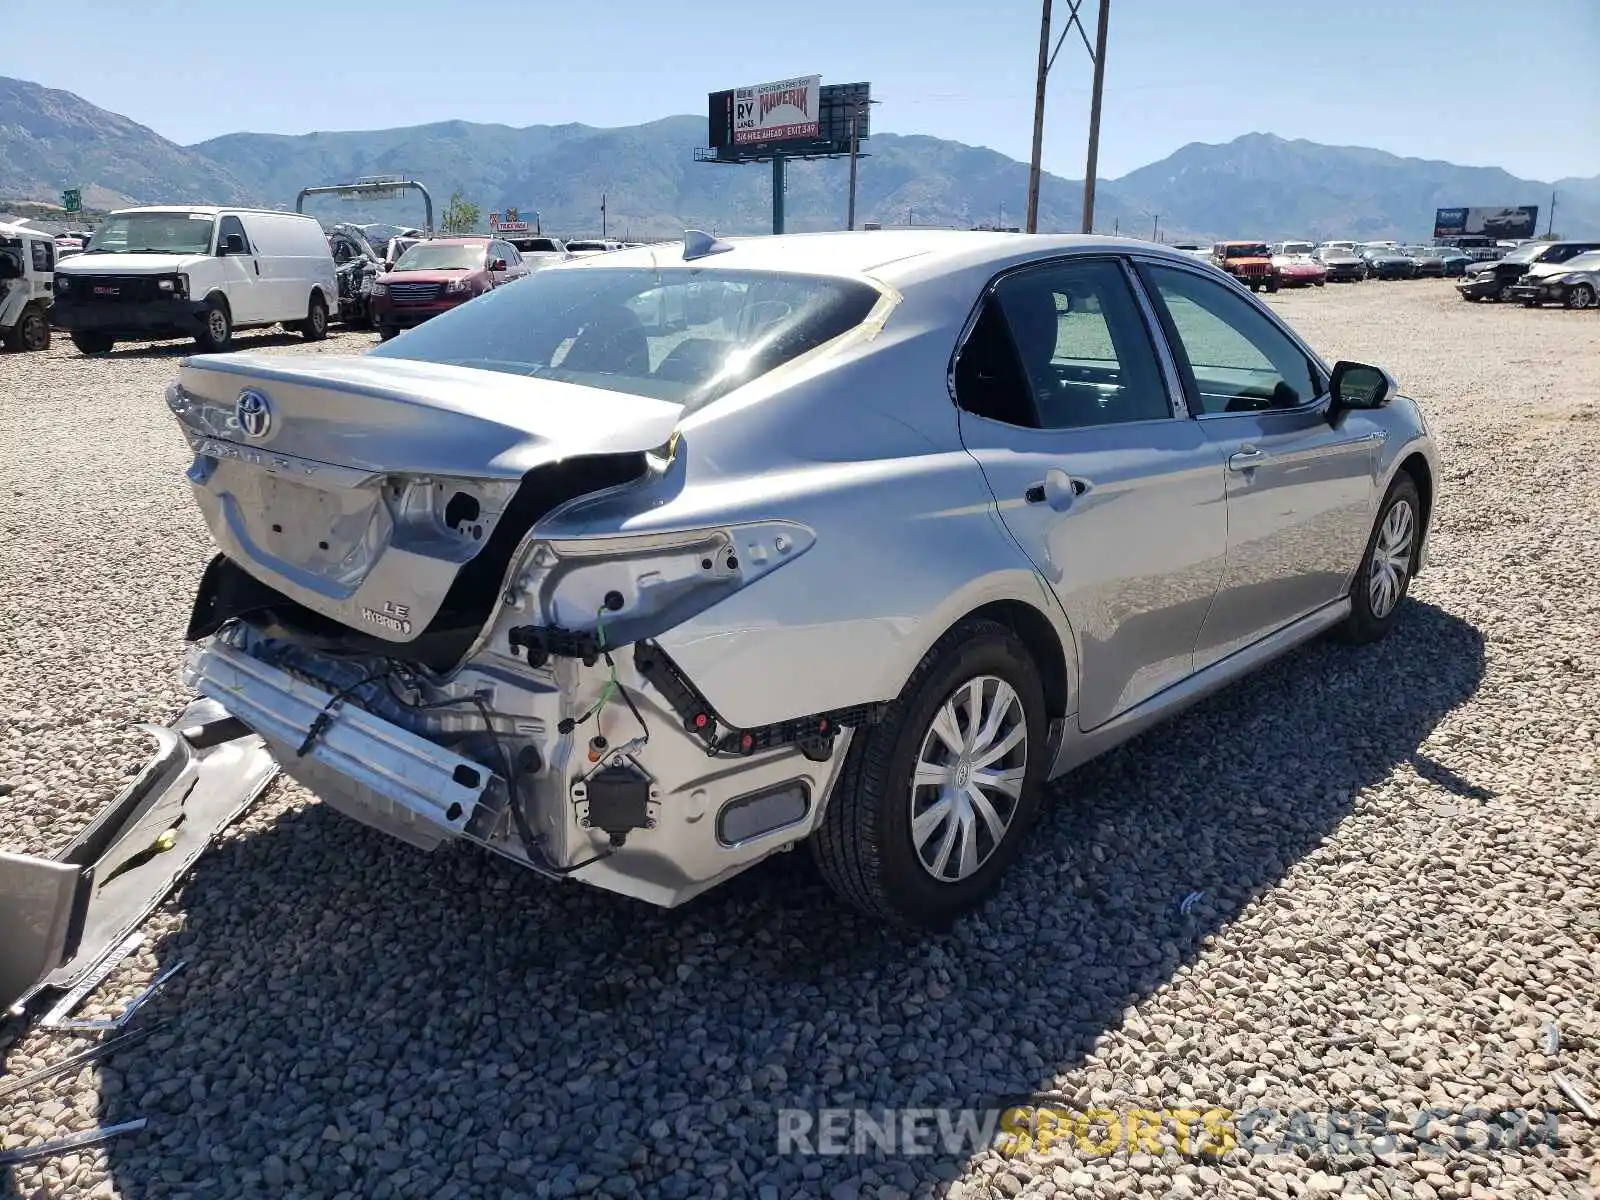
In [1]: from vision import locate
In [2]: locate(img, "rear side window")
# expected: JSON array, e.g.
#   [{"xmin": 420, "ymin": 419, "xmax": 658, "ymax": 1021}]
[
  {"xmin": 31, "ymin": 240, "xmax": 53, "ymax": 272},
  {"xmin": 370, "ymin": 267, "xmax": 881, "ymax": 409},
  {"xmin": 956, "ymin": 257, "xmax": 1171, "ymax": 430}
]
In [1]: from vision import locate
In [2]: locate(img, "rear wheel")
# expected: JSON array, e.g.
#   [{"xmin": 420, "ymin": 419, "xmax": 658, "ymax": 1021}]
[
  {"xmin": 1566, "ymin": 283, "xmax": 1596, "ymax": 310},
  {"xmin": 195, "ymin": 298, "xmax": 233, "ymax": 352},
  {"xmin": 299, "ymin": 293, "xmax": 329, "ymax": 341},
  {"xmin": 1337, "ymin": 473, "xmax": 1421, "ymax": 645},
  {"xmin": 1266, "ymin": 278, "xmax": 1280, "ymax": 293},
  {"xmin": 70, "ymin": 331, "xmax": 114, "ymax": 355},
  {"xmin": 811, "ymin": 618, "xmax": 1049, "ymax": 929}
]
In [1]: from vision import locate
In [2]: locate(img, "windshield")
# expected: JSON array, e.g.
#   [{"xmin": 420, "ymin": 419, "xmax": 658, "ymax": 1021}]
[
  {"xmin": 393, "ymin": 242, "xmax": 486, "ymax": 271},
  {"xmin": 565, "ymin": 241, "xmax": 609, "ymax": 252},
  {"xmin": 512, "ymin": 238, "xmax": 562, "ymax": 253},
  {"xmin": 1555, "ymin": 251, "xmax": 1600, "ymax": 272},
  {"xmin": 87, "ymin": 212, "xmax": 215, "ymax": 255},
  {"xmin": 1280, "ymin": 243, "xmax": 1314, "ymax": 256},
  {"xmin": 1224, "ymin": 244, "xmax": 1269, "ymax": 258},
  {"xmin": 369, "ymin": 267, "xmax": 882, "ymax": 411}
]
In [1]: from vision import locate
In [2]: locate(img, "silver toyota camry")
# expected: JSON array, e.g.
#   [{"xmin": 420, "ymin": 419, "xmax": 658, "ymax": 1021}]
[{"xmin": 167, "ymin": 230, "xmax": 1439, "ymax": 929}]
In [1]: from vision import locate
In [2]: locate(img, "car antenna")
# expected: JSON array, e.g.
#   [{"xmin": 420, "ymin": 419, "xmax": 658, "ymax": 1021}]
[{"xmin": 682, "ymin": 229, "xmax": 733, "ymax": 262}]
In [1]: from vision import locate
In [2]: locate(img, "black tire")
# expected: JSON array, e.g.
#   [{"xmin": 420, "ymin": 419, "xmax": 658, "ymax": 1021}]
[
  {"xmin": 378, "ymin": 324, "xmax": 400, "ymax": 342},
  {"xmin": 1266, "ymin": 279, "xmax": 1280, "ymax": 294},
  {"xmin": 195, "ymin": 297, "xmax": 233, "ymax": 352},
  {"xmin": 3, "ymin": 302, "xmax": 50, "ymax": 351},
  {"xmin": 300, "ymin": 293, "xmax": 329, "ymax": 341},
  {"xmin": 1497, "ymin": 282, "xmax": 1517, "ymax": 303},
  {"xmin": 1314, "ymin": 279, "xmax": 1325, "ymax": 287},
  {"xmin": 1566, "ymin": 283, "xmax": 1596, "ymax": 310},
  {"xmin": 1337, "ymin": 472, "xmax": 1421, "ymax": 646},
  {"xmin": 70, "ymin": 331, "xmax": 115, "ymax": 355},
  {"xmin": 811, "ymin": 618, "xmax": 1050, "ymax": 930}
]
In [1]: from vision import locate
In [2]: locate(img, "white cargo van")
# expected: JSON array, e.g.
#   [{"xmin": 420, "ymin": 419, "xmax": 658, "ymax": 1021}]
[{"xmin": 52, "ymin": 206, "xmax": 337, "ymax": 355}]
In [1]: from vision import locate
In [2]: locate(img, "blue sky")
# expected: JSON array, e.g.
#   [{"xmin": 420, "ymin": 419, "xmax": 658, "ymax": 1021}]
[{"xmin": 5, "ymin": 0, "xmax": 1596, "ymax": 181}]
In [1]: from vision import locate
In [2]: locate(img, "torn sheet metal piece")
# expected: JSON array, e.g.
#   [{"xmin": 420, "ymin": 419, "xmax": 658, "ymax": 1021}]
[
  {"xmin": 1542, "ymin": 1021, "xmax": 1561, "ymax": 1056},
  {"xmin": 0, "ymin": 1021, "xmax": 168, "ymax": 1101},
  {"xmin": 0, "ymin": 1118, "xmax": 148, "ymax": 1166},
  {"xmin": 1179, "ymin": 890, "xmax": 1204, "ymax": 915},
  {"xmin": 38, "ymin": 931, "xmax": 144, "ymax": 1029},
  {"xmin": 41, "ymin": 960, "xmax": 186, "ymax": 1032}
]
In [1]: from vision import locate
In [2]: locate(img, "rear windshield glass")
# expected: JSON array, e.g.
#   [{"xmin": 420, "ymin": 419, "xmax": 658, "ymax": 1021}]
[
  {"xmin": 1224, "ymin": 244, "xmax": 1269, "ymax": 257},
  {"xmin": 370, "ymin": 267, "xmax": 881, "ymax": 409},
  {"xmin": 513, "ymin": 238, "xmax": 562, "ymax": 253}
]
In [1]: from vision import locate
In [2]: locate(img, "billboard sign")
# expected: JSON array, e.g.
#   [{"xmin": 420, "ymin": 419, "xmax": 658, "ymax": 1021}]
[
  {"xmin": 489, "ymin": 208, "xmax": 535, "ymax": 233},
  {"xmin": 732, "ymin": 75, "xmax": 821, "ymax": 146},
  {"xmin": 1434, "ymin": 205, "xmax": 1539, "ymax": 240}
]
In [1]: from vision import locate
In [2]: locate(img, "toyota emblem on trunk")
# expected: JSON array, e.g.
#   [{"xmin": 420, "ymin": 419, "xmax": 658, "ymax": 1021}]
[{"xmin": 236, "ymin": 389, "xmax": 272, "ymax": 439}]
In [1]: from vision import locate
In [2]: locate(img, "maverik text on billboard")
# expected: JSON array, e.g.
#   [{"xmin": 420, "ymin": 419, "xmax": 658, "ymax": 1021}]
[
  {"xmin": 1433, "ymin": 206, "xmax": 1539, "ymax": 240},
  {"xmin": 732, "ymin": 76, "xmax": 822, "ymax": 146}
]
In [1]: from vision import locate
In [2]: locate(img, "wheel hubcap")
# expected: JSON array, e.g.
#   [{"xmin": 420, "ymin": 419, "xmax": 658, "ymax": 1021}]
[
  {"xmin": 1573, "ymin": 286, "xmax": 1595, "ymax": 309},
  {"xmin": 210, "ymin": 312, "xmax": 227, "ymax": 340},
  {"xmin": 24, "ymin": 315, "xmax": 46, "ymax": 349},
  {"xmin": 909, "ymin": 675, "xmax": 1027, "ymax": 884},
  {"xmin": 1368, "ymin": 498, "xmax": 1415, "ymax": 619}
]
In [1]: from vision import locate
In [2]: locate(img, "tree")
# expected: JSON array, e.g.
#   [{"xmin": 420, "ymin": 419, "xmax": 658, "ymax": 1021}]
[{"xmin": 440, "ymin": 190, "xmax": 481, "ymax": 235}]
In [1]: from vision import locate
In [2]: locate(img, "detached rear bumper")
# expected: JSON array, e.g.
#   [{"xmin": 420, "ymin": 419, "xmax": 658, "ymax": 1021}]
[{"xmin": 1, "ymin": 699, "xmax": 276, "ymax": 1018}]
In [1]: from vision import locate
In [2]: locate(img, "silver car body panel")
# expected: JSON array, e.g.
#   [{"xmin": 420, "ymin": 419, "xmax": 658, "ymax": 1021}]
[{"xmin": 164, "ymin": 231, "xmax": 1439, "ymax": 908}]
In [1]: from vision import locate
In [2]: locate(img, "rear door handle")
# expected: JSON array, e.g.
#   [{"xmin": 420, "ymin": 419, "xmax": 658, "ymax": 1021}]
[{"xmin": 1228, "ymin": 447, "xmax": 1266, "ymax": 471}]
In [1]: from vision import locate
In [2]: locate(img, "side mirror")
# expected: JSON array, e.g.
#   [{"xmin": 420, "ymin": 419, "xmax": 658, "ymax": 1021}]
[
  {"xmin": 1327, "ymin": 360, "xmax": 1394, "ymax": 423},
  {"xmin": 490, "ymin": 258, "xmax": 508, "ymax": 272},
  {"xmin": 219, "ymin": 234, "xmax": 246, "ymax": 256}
]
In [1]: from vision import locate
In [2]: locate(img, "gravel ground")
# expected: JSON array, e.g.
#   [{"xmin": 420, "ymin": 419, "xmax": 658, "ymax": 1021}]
[{"xmin": 2, "ymin": 284, "xmax": 1597, "ymax": 1200}]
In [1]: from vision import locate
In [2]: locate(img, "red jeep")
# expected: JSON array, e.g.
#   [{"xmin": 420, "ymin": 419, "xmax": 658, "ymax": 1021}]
[{"xmin": 1210, "ymin": 241, "xmax": 1279, "ymax": 293}]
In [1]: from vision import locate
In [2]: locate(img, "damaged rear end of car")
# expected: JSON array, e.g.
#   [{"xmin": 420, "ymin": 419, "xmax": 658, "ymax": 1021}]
[{"xmin": 168, "ymin": 260, "xmax": 891, "ymax": 907}]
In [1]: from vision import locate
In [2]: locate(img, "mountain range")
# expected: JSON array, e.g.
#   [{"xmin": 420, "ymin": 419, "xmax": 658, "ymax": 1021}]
[{"xmin": 2, "ymin": 75, "xmax": 1595, "ymax": 242}]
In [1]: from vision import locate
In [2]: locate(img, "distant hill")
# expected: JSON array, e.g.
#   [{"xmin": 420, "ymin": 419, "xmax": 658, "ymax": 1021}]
[
  {"xmin": 191, "ymin": 120, "xmax": 1148, "ymax": 239},
  {"xmin": 1110, "ymin": 132, "xmax": 1598, "ymax": 241},
  {"xmin": 0, "ymin": 77, "xmax": 257, "ymax": 209},
  {"xmin": 1, "ymin": 74, "xmax": 1594, "ymax": 241}
]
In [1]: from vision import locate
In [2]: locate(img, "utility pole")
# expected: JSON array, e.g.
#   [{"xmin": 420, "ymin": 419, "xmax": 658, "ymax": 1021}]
[
  {"xmin": 1025, "ymin": 0, "xmax": 1110, "ymax": 234},
  {"xmin": 772, "ymin": 155, "xmax": 786, "ymax": 235},
  {"xmin": 847, "ymin": 110, "xmax": 861, "ymax": 230},
  {"xmin": 1081, "ymin": 0, "xmax": 1110, "ymax": 235},
  {"xmin": 1025, "ymin": 0, "xmax": 1053, "ymax": 233},
  {"xmin": 1151, "ymin": 213, "xmax": 1159, "ymax": 241},
  {"xmin": 601, "ymin": 193, "xmax": 607, "ymax": 239},
  {"xmin": 1548, "ymin": 190, "xmax": 1557, "ymax": 237}
]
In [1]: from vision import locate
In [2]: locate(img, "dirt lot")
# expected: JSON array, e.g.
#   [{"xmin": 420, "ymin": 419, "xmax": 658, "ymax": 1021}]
[{"xmin": 2, "ymin": 280, "xmax": 1597, "ymax": 1199}]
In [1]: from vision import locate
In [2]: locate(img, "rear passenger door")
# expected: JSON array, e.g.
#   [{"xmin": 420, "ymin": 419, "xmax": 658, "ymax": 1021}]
[{"xmin": 952, "ymin": 255, "xmax": 1229, "ymax": 730}]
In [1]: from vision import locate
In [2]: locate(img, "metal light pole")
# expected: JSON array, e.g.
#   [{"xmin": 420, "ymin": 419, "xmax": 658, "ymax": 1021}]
[
  {"xmin": 847, "ymin": 111, "xmax": 860, "ymax": 230},
  {"xmin": 1024, "ymin": 0, "xmax": 1110, "ymax": 234}
]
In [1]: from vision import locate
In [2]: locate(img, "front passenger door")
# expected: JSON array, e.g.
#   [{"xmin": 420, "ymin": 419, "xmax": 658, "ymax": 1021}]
[
  {"xmin": 1138, "ymin": 261, "xmax": 1379, "ymax": 668},
  {"xmin": 953, "ymin": 256, "xmax": 1229, "ymax": 731},
  {"xmin": 214, "ymin": 215, "xmax": 264, "ymax": 323}
]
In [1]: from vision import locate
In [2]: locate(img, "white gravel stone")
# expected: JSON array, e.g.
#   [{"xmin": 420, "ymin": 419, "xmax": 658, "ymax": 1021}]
[{"xmin": 2, "ymin": 285, "xmax": 1598, "ymax": 1198}]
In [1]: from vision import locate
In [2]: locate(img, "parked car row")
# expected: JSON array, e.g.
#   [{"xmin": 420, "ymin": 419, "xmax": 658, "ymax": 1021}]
[
  {"xmin": 1185, "ymin": 239, "xmax": 1480, "ymax": 290},
  {"xmin": 24, "ymin": 203, "xmax": 646, "ymax": 357},
  {"xmin": 1456, "ymin": 239, "xmax": 1600, "ymax": 308}
]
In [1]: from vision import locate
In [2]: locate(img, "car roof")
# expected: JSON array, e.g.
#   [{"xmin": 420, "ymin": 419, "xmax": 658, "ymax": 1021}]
[
  {"xmin": 548, "ymin": 230, "xmax": 1209, "ymax": 287},
  {"xmin": 413, "ymin": 236, "xmax": 491, "ymax": 245},
  {"xmin": 110, "ymin": 205, "xmax": 316, "ymax": 219},
  {"xmin": 0, "ymin": 219, "xmax": 49, "ymax": 240}
]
